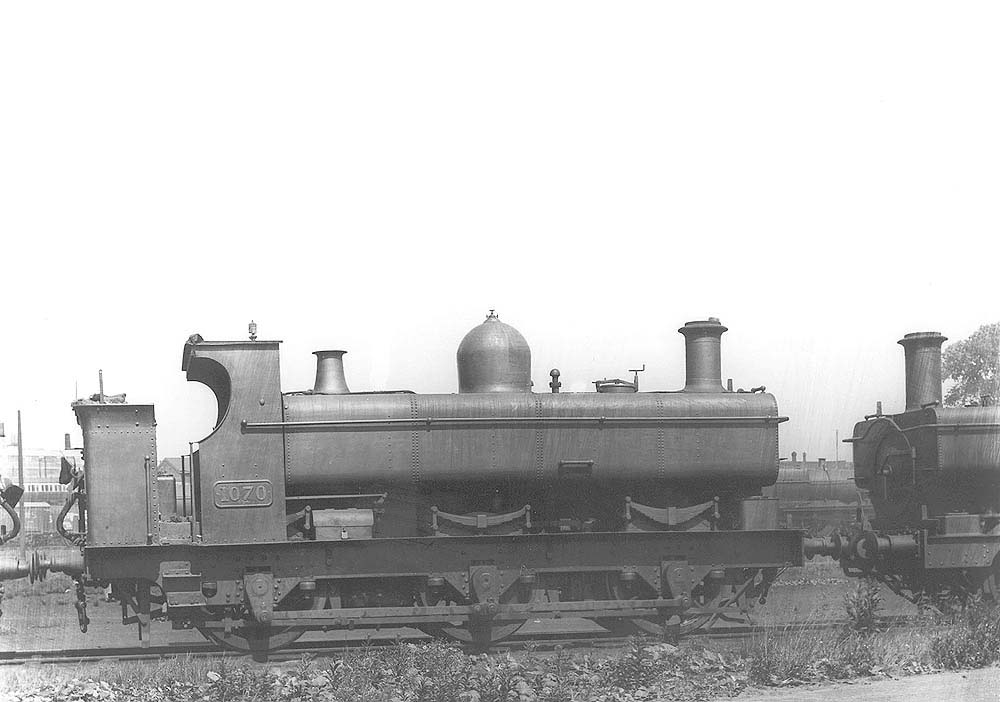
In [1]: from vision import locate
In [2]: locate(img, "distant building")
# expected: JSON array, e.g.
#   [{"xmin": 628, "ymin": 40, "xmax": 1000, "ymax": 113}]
[
  {"xmin": 157, "ymin": 457, "xmax": 194, "ymax": 517},
  {"xmin": 783, "ymin": 451, "xmax": 853, "ymax": 480},
  {"xmin": 0, "ymin": 436, "xmax": 82, "ymax": 534}
]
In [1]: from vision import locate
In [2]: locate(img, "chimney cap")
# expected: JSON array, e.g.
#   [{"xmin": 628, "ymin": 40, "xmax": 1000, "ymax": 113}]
[
  {"xmin": 678, "ymin": 318, "xmax": 728, "ymax": 335},
  {"xmin": 898, "ymin": 332, "xmax": 947, "ymax": 347},
  {"xmin": 314, "ymin": 349, "xmax": 348, "ymax": 356}
]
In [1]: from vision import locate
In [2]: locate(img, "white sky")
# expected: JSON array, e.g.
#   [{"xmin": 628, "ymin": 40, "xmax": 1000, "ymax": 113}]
[{"xmin": 1, "ymin": 2, "xmax": 997, "ymax": 464}]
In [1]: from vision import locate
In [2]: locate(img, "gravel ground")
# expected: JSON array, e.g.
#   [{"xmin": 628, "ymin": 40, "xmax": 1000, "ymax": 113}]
[{"xmin": 737, "ymin": 667, "xmax": 1000, "ymax": 702}]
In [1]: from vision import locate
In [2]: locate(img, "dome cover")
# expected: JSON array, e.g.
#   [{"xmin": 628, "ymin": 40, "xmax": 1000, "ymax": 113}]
[{"xmin": 457, "ymin": 311, "xmax": 532, "ymax": 393}]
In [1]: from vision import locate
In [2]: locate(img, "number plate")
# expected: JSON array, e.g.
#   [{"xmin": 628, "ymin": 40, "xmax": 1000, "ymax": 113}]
[{"xmin": 213, "ymin": 480, "xmax": 273, "ymax": 508}]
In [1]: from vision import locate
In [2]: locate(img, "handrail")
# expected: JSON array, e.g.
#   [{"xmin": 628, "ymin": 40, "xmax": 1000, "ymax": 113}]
[
  {"xmin": 843, "ymin": 415, "xmax": 910, "ymax": 443},
  {"xmin": 243, "ymin": 415, "xmax": 790, "ymax": 432}
]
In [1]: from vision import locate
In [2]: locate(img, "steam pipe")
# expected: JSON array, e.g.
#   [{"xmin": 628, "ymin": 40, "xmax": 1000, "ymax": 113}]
[
  {"xmin": 313, "ymin": 350, "xmax": 351, "ymax": 394},
  {"xmin": 898, "ymin": 332, "xmax": 947, "ymax": 411},
  {"xmin": 678, "ymin": 318, "xmax": 728, "ymax": 393}
]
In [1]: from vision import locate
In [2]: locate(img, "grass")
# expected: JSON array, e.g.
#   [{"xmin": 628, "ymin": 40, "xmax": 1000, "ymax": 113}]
[
  {"xmin": 3, "ymin": 614, "xmax": 1000, "ymax": 702},
  {"xmin": 745, "ymin": 577, "xmax": 1000, "ymax": 686},
  {"xmin": 928, "ymin": 599, "xmax": 1000, "ymax": 669},
  {"xmin": 744, "ymin": 621, "xmax": 928, "ymax": 684}
]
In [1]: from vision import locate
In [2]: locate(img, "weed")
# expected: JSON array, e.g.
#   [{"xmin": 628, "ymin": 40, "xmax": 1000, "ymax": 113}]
[
  {"xmin": 537, "ymin": 649, "xmax": 573, "ymax": 702},
  {"xmin": 602, "ymin": 636, "xmax": 657, "ymax": 690},
  {"xmin": 473, "ymin": 653, "xmax": 522, "ymax": 702},
  {"xmin": 843, "ymin": 576, "xmax": 882, "ymax": 634}
]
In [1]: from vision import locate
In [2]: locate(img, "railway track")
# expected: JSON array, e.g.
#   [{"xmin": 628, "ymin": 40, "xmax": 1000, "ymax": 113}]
[{"xmin": 0, "ymin": 615, "xmax": 922, "ymax": 667}]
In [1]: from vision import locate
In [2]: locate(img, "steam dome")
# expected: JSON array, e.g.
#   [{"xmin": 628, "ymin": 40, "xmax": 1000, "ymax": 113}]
[{"xmin": 457, "ymin": 311, "xmax": 531, "ymax": 393}]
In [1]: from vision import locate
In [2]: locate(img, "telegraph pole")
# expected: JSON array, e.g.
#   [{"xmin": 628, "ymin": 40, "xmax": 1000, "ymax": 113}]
[{"xmin": 16, "ymin": 411, "xmax": 24, "ymax": 557}]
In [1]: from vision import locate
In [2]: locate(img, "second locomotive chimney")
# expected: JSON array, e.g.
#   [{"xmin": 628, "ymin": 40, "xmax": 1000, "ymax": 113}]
[
  {"xmin": 678, "ymin": 318, "xmax": 728, "ymax": 392},
  {"xmin": 313, "ymin": 350, "xmax": 351, "ymax": 394},
  {"xmin": 898, "ymin": 331, "xmax": 947, "ymax": 410}
]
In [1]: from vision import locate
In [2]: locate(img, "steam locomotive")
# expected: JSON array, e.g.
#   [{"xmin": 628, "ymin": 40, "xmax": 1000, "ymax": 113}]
[
  {"xmin": 32, "ymin": 312, "xmax": 803, "ymax": 655},
  {"xmin": 808, "ymin": 332, "xmax": 1000, "ymax": 606},
  {"xmin": 767, "ymin": 461, "xmax": 870, "ymax": 535}
]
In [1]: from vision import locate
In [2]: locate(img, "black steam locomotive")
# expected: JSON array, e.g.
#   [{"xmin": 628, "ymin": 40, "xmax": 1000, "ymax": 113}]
[
  {"xmin": 808, "ymin": 332, "xmax": 1000, "ymax": 606},
  {"xmin": 38, "ymin": 313, "xmax": 802, "ymax": 654}
]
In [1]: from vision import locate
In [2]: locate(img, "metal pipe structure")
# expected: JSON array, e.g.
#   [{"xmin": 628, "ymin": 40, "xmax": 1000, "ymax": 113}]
[
  {"xmin": 0, "ymin": 498, "xmax": 20, "ymax": 545},
  {"xmin": 678, "ymin": 318, "xmax": 728, "ymax": 393},
  {"xmin": 56, "ymin": 489, "xmax": 86, "ymax": 546},
  {"xmin": 312, "ymin": 351, "xmax": 351, "ymax": 394},
  {"xmin": 898, "ymin": 332, "xmax": 947, "ymax": 410}
]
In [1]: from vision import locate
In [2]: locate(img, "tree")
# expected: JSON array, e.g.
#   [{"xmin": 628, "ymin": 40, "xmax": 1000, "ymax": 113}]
[{"xmin": 942, "ymin": 323, "xmax": 1000, "ymax": 407}]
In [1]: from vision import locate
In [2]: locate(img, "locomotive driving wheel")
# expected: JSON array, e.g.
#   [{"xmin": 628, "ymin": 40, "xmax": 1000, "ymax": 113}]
[
  {"xmin": 678, "ymin": 573, "xmax": 757, "ymax": 632},
  {"xmin": 597, "ymin": 569, "xmax": 761, "ymax": 638},
  {"xmin": 197, "ymin": 584, "xmax": 328, "ymax": 661},
  {"xmin": 594, "ymin": 574, "xmax": 681, "ymax": 639},
  {"xmin": 420, "ymin": 621, "xmax": 526, "ymax": 648},
  {"xmin": 198, "ymin": 625, "xmax": 305, "ymax": 661},
  {"xmin": 416, "ymin": 581, "xmax": 527, "ymax": 649}
]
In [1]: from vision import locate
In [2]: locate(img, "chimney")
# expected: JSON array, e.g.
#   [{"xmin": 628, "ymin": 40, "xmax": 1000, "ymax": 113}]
[
  {"xmin": 64, "ymin": 433, "xmax": 72, "ymax": 450},
  {"xmin": 313, "ymin": 350, "xmax": 351, "ymax": 394},
  {"xmin": 803, "ymin": 451, "xmax": 807, "ymax": 464},
  {"xmin": 791, "ymin": 451, "xmax": 797, "ymax": 464},
  {"xmin": 818, "ymin": 457, "xmax": 826, "ymax": 470},
  {"xmin": 678, "ymin": 318, "xmax": 728, "ymax": 392},
  {"xmin": 898, "ymin": 332, "xmax": 947, "ymax": 411}
]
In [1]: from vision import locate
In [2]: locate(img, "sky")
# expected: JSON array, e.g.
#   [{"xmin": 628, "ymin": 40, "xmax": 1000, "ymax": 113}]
[{"xmin": 1, "ymin": 2, "xmax": 998, "ymax": 466}]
